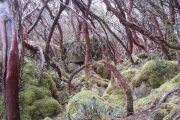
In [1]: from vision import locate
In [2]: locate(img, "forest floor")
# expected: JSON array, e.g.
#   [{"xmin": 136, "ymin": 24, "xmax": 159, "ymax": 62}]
[{"xmin": 122, "ymin": 110, "xmax": 153, "ymax": 120}]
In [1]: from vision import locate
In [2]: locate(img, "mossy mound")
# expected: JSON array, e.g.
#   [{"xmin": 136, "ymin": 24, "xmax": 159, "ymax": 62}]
[
  {"xmin": 66, "ymin": 90, "xmax": 101, "ymax": 114},
  {"xmin": 66, "ymin": 90, "xmax": 122, "ymax": 120},
  {"xmin": 20, "ymin": 61, "xmax": 62, "ymax": 120},
  {"xmin": 92, "ymin": 61, "xmax": 111, "ymax": 80},
  {"xmin": 133, "ymin": 60, "xmax": 177, "ymax": 89},
  {"xmin": 102, "ymin": 79, "xmax": 125, "ymax": 106},
  {"xmin": 73, "ymin": 71, "xmax": 109, "ymax": 95},
  {"xmin": 134, "ymin": 73, "xmax": 180, "ymax": 111},
  {"xmin": 121, "ymin": 68, "xmax": 138, "ymax": 83}
]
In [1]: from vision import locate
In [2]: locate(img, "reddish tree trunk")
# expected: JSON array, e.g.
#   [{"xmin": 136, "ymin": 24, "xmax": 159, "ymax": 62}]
[
  {"xmin": 84, "ymin": 22, "xmax": 91, "ymax": 65},
  {"xmin": 102, "ymin": 61, "xmax": 134, "ymax": 116},
  {"xmin": 0, "ymin": 1, "xmax": 20, "ymax": 119},
  {"xmin": 5, "ymin": 27, "xmax": 20, "ymax": 120}
]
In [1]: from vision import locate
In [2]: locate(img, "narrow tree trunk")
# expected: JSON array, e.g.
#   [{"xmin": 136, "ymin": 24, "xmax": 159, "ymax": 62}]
[
  {"xmin": 102, "ymin": 61, "xmax": 134, "ymax": 116},
  {"xmin": 84, "ymin": 22, "xmax": 91, "ymax": 66}
]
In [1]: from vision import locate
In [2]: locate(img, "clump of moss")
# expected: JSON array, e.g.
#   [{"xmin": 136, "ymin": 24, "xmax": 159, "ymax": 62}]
[
  {"xmin": 66, "ymin": 90, "xmax": 101, "ymax": 114},
  {"xmin": 19, "ymin": 60, "xmax": 62, "ymax": 120},
  {"xmin": 121, "ymin": 68, "xmax": 138, "ymax": 83},
  {"xmin": 102, "ymin": 78, "xmax": 125, "ymax": 106},
  {"xmin": 66, "ymin": 90, "xmax": 122, "ymax": 120},
  {"xmin": 133, "ymin": 60, "xmax": 177, "ymax": 88},
  {"xmin": 92, "ymin": 61, "xmax": 111, "ymax": 80},
  {"xmin": 123, "ymin": 55, "xmax": 141, "ymax": 66}
]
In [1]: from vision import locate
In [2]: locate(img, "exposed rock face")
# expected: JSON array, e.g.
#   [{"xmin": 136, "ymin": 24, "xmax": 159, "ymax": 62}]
[
  {"xmin": 133, "ymin": 81, "xmax": 151, "ymax": 99},
  {"xmin": 63, "ymin": 42, "xmax": 85, "ymax": 72},
  {"xmin": 92, "ymin": 61, "xmax": 111, "ymax": 80}
]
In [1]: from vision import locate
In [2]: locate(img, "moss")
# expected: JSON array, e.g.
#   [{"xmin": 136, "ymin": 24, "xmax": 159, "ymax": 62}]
[
  {"xmin": 20, "ymin": 86, "xmax": 50, "ymax": 106},
  {"xmin": 66, "ymin": 90, "xmax": 102, "ymax": 114},
  {"xmin": 134, "ymin": 74, "xmax": 180, "ymax": 111},
  {"xmin": 19, "ymin": 61, "xmax": 62, "ymax": 120},
  {"xmin": 133, "ymin": 60, "xmax": 177, "ymax": 88},
  {"xmin": 121, "ymin": 68, "xmax": 138, "ymax": 83},
  {"xmin": 92, "ymin": 61, "xmax": 111, "ymax": 80},
  {"xmin": 102, "ymin": 78, "xmax": 125, "ymax": 106},
  {"xmin": 21, "ymin": 60, "xmax": 39, "ymax": 89},
  {"xmin": 123, "ymin": 55, "xmax": 141, "ymax": 66},
  {"xmin": 44, "ymin": 117, "xmax": 53, "ymax": 120},
  {"xmin": 40, "ymin": 72, "xmax": 58, "ymax": 93},
  {"xmin": 34, "ymin": 97, "xmax": 62, "ymax": 117},
  {"xmin": 155, "ymin": 95, "xmax": 180, "ymax": 120},
  {"xmin": 0, "ymin": 95, "xmax": 4, "ymax": 119},
  {"xmin": 66, "ymin": 90, "xmax": 122, "ymax": 120},
  {"xmin": 87, "ymin": 74, "xmax": 109, "ymax": 88}
]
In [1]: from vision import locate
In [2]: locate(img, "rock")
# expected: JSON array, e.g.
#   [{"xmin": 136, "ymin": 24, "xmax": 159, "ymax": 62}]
[
  {"xmin": 67, "ymin": 63, "xmax": 80, "ymax": 73},
  {"xmin": 133, "ymin": 81, "xmax": 151, "ymax": 99},
  {"xmin": 66, "ymin": 90, "xmax": 121, "ymax": 119},
  {"xmin": 134, "ymin": 73, "xmax": 180, "ymax": 111},
  {"xmin": 132, "ymin": 60, "xmax": 177, "ymax": 98},
  {"xmin": 63, "ymin": 42, "xmax": 85, "ymax": 73},
  {"xmin": 92, "ymin": 61, "xmax": 111, "ymax": 80},
  {"xmin": 64, "ymin": 42, "xmax": 85, "ymax": 64},
  {"xmin": 151, "ymin": 112, "xmax": 163, "ymax": 120},
  {"xmin": 66, "ymin": 90, "xmax": 102, "ymax": 114}
]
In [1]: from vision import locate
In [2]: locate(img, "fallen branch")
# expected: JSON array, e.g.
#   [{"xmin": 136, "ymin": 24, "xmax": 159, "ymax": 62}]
[
  {"xmin": 173, "ymin": 113, "xmax": 180, "ymax": 120},
  {"xmin": 154, "ymin": 87, "xmax": 180, "ymax": 110},
  {"xmin": 102, "ymin": 61, "xmax": 134, "ymax": 116}
]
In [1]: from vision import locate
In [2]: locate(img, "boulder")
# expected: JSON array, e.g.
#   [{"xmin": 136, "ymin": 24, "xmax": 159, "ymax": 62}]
[
  {"xmin": 92, "ymin": 61, "xmax": 111, "ymax": 80},
  {"xmin": 132, "ymin": 60, "xmax": 177, "ymax": 98},
  {"xmin": 66, "ymin": 90, "xmax": 121, "ymax": 120}
]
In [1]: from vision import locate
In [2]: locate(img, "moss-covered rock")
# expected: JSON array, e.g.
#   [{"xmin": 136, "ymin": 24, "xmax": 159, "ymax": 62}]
[
  {"xmin": 19, "ymin": 61, "xmax": 62, "ymax": 120},
  {"xmin": 66, "ymin": 90, "xmax": 101, "ymax": 114},
  {"xmin": 134, "ymin": 73, "xmax": 180, "ymax": 111},
  {"xmin": 66, "ymin": 90, "xmax": 122, "ymax": 120},
  {"xmin": 102, "ymin": 78, "xmax": 125, "ymax": 106},
  {"xmin": 121, "ymin": 68, "xmax": 138, "ymax": 83},
  {"xmin": 92, "ymin": 61, "xmax": 111, "ymax": 80},
  {"xmin": 123, "ymin": 55, "xmax": 141, "ymax": 66},
  {"xmin": 133, "ymin": 60, "xmax": 177, "ymax": 89}
]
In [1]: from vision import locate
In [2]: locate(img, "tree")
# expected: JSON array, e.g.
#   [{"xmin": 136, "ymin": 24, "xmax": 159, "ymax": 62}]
[{"xmin": 0, "ymin": 0, "xmax": 20, "ymax": 119}]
